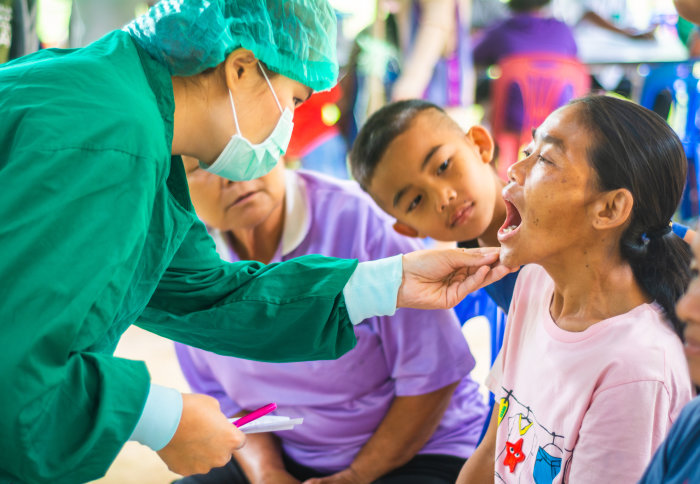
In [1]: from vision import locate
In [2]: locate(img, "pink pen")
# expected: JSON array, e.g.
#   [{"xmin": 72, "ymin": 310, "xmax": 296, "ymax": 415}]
[{"xmin": 233, "ymin": 403, "xmax": 277, "ymax": 428}]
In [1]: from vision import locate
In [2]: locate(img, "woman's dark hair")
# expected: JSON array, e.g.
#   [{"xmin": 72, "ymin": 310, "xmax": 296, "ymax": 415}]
[
  {"xmin": 508, "ymin": 0, "xmax": 551, "ymax": 13},
  {"xmin": 349, "ymin": 99, "xmax": 445, "ymax": 189},
  {"xmin": 572, "ymin": 95, "xmax": 692, "ymax": 339}
]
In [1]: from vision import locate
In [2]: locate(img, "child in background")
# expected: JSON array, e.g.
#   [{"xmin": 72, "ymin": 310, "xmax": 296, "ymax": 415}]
[
  {"xmin": 457, "ymin": 96, "xmax": 692, "ymax": 482},
  {"xmin": 472, "ymin": 0, "xmax": 578, "ymax": 133},
  {"xmin": 173, "ymin": 158, "xmax": 489, "ymax": 484}
]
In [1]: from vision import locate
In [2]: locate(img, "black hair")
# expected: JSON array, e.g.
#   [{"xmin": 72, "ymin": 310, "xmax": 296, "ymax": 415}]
[
  {"xmin": 508, "ymin": 0, "xmax": 551, "ymax": 13},
  {"xmin": 349, "ymin": 99, "xmax": 445, "ymax": 189},
  {"xmin": 572, "ymin": 95, "xmax": 692, "ymax": 340}
]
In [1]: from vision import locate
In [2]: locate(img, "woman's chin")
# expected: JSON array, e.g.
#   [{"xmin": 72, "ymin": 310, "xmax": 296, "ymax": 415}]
[{"xmin": 499, "ymin": 244, "xmax": 528, "ymax": 269}]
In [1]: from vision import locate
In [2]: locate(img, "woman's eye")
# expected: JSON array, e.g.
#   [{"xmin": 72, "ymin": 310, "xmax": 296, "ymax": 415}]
[
  {"xmin": 537, "ymin": 154, "xmax": 550, "ymax": 164},
  {"xmin": 437, "ymin": 159, "xmax": 450, "ymax": 175},
  {"xmin": 293, "ymin": 97, "xmax": 303, "ymax": 107},
  {"xmin": 408, "ymin": 195, "xmax": 422, "ymax": 212}
]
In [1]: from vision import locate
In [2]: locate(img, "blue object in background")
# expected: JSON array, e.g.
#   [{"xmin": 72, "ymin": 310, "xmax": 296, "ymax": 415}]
[
  {"xmin": 454, "ymin": 287, "xmax": 507, "ymax": 444},
  {"xmin": 454, "ymin": 288, "xmax": 507, "ymax": 400},
  {"xmin": 639, "ymin": 61, "xmax": 700, "ymax": 221},
  {"xmin": 300, "ymin": 133, "xmax": 350, "ymax": 180}
]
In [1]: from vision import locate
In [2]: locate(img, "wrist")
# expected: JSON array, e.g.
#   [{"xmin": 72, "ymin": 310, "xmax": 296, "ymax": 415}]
[{"xmin": 347, "ymin": 463, "xmax": 378, "ymax": 484}]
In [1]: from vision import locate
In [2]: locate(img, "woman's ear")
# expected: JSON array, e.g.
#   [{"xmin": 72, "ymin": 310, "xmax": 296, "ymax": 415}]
[
  {"xmin": 466, "ymin": 125, "xmax": 495, "ymax": 164},
  {"xmin": 393, "ymin": 221, "xmax": 421, "ymax": 238},
  {"xmin": 224, "ymin": 48, "xmax": 259, "ymax": 91},
  {"xmin": 590, "ymin": 188, "xmax": 634, "ymax": 231}
]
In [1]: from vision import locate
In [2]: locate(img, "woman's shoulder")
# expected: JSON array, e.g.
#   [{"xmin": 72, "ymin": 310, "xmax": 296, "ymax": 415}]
[
  {"xmin": 298, "ymin": 170, "xmax": 398, "ymax": 225},
  {"xmin": 595, "ymin": 304, "xmax": 690, "ymax": 391},
  {"xmin": 3, "ymin": 31, "xmax": 169, "ymax": 162},
  {"xmin": 297, "ymin": 170, "xmax": 425, "ymax": 255}
]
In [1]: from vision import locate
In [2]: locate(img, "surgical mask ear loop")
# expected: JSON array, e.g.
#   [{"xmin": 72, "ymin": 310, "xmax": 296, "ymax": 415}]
[
  {"xmin": 258, "ymin": 62, "xmax": 284, "ymax": 113},
  {"xmin": 228, "ymin": 90, "xmax": 242, "ymax": 136}
]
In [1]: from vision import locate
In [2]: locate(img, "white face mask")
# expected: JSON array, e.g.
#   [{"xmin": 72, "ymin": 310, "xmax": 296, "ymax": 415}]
[{"xmin": 202, "ymin": 62, "xmax": 294, "ymax": 181}]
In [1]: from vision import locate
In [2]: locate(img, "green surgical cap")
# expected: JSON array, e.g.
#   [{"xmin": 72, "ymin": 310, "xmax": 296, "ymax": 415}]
[{"xmin": 125, "ymin": 0, "xmax": 339, "ymax": 91}]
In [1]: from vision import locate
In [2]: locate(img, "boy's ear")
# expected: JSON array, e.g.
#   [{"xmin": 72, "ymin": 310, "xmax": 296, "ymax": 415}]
[
  {"xmin": 590, "ymin": 188, "xmax": 634, "ymax": 231},
  {"xmin": 393, "ymin": 221, "xmax": 420, "ymax": 238},
  {"xmin": 466, "ymin": 125, "xmax": 495, "ymax": 164}
]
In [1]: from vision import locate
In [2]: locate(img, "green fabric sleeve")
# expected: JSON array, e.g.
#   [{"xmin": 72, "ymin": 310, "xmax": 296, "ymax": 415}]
[
  {"xmin": 0, "ymin": 146, "xmax": 155, "ymax": 483},
  {"xmin": 138, "ymin": 218, "xmax": 359, "ymax": 363}
]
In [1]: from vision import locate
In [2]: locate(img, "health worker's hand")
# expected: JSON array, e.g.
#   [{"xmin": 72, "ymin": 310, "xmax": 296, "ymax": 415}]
[
  {"xmin": 157, "ymin": 393, "xmax": 246, "ymax": 476},
  {"xmin": 397, "ymin": 247, "xmax": 515, "ymax": 310}
]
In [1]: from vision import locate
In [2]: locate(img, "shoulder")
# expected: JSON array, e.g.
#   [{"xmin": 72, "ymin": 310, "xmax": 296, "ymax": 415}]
[
  {"xmin": 594, "ymin": 306, "xmax": 690, "ymax": 398},
  {"xmin": 299, "ymin": 170, "xmax": 424, "ymax": 257},
  {"xmin": 2, "ymin": 31, "xmax": 167, "ymax": 159}
]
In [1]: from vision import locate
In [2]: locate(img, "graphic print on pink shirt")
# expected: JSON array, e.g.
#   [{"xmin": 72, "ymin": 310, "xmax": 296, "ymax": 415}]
[
  {"xmin": 504, "ymin": 438, "xmax": 525, "ymax": 472},
  {"xmin": 496, "ymin": 388, "xmax": 569, "ymax": 483}
]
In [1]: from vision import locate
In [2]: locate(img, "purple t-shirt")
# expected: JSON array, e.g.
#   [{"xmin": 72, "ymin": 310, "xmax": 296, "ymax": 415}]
[
  {"xmin": 472, "ymin": 13, "xmax": 577, "ymax": 66},
  {"xmin": 473, "ymin": 13, "xmax": 578, "ymax": 131},
  {"xmin": 175, "ymin": 170, "xmax": 487, "ymax": 472}
]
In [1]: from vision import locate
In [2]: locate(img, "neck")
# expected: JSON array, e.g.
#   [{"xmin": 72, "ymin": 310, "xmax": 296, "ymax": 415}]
[
  {"xmin": 171, "ymin": 76, "xmax": 228, "ymax": 163},
  {"xmin": 226, "ymin": 200, "xmax": 286, "ymax": 264},
  {"xmin": 478, "ymin": 173, "xmax": 507, "ymax": 247},
  {"xmin": 544, "ymin": 244, "xmax": 650, "ymax": 332}
]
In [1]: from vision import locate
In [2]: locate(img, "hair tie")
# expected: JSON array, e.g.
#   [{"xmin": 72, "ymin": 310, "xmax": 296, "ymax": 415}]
[{"xmin": 645, "ymin": 223, "xmax": 672, "ymax": 240}]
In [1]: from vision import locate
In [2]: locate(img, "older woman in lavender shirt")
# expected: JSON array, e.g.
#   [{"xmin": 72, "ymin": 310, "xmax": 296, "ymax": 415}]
[{"xmin": 173, "ymin": 158, "xmax": 488, "ymax": 484}]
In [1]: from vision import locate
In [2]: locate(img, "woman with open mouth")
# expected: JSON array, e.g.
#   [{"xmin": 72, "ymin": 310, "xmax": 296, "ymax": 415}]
[{"xmin": 458, "ymin": 95, "xmax": 694, "ymax": 483}]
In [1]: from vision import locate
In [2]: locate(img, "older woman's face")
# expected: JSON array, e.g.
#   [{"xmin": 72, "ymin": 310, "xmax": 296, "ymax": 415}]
[
  {"xmin": 675, "ymin": 227, "xmax": 700, "ymax": 385},
  {"xmin": 497, "ymin": 104, "xmax": 603, "ymax": 268},
  {"xmin": 183, "ymin": 156, "xmax": 286, "ymax": 232}
]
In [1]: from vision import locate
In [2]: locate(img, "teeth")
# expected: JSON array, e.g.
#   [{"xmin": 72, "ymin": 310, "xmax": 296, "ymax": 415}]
[{"xmin": 502, "ymin": 225, "xmax": 518, "ymax": 234}]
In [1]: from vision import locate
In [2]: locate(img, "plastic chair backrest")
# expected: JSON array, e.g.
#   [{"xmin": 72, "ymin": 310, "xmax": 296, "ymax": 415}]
[
  {"xmin": 454, "ymin": 288, "xmax": 506, "ymax": 371},
  {"xmin": 640, "ymin": 62, "xmax": 700, "ymax": 154},
  {"xmin": 639, "ymin": 61, "xmax": 700, "ymax": 220},
  {"xmin": 491, "ymin": 53, "xmax": 591, "ymax": 180},
  {"xmin": 455, "ymin": 288, "xmax": 508, "ymax": 444}
]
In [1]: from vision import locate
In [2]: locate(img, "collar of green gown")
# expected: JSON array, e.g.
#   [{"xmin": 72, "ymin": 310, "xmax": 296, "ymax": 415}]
[{"xmin": 127, "ymin": 31, "xmax": 176, "ymax": 153}]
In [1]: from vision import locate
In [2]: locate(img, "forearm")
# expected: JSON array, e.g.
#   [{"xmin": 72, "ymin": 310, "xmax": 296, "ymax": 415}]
[
  {"xmin": 398, "ymin": 0, "xmax": 455, "ymax": 94},
  {"xmin": 349, "ymin": 383, "xmax": 458, "ymax": 482},
  {"xmin": 582, "ymin": 11, "xmax": 630, "ymax": 36}
]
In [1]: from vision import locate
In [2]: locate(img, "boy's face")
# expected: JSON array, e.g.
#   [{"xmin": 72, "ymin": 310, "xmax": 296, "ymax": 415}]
[
  {"xmin": 676, "ymin": 226, "xmax": 700, "ymax": 386},
  {"xmin": 366, "ymin": 109, "xmax": 499, "ymax": 242}
]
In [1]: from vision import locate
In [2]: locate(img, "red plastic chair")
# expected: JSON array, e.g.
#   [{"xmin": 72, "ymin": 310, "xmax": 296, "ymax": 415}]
[{"xmin": 490, "ymin": 53, "xmax": 591, "ymax": 180}]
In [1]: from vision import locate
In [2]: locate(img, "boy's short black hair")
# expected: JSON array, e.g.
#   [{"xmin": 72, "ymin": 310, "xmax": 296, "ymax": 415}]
[
  {"xmin": 349, "ymin": 99, "xmax": 444, "ymax": 189},
  {"xmin": 508, "ymin": 0, "xmax": 551, "ymax": 13}
]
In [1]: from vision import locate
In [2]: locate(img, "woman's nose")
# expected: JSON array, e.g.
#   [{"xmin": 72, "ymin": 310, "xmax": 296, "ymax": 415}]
[{"xmin": 507, "ymin": 159, "xmax": 526, "ymax": 184}]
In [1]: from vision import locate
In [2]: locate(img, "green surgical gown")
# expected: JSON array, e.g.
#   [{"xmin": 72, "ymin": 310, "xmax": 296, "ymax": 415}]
[{"xmin": 0, "ymin": 31, "xmax": 357, "ymax": 483}]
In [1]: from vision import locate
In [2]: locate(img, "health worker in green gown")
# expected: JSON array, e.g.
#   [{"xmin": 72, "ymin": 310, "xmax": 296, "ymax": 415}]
[{"xmin": 0, "ymin": 1, "xmax": 511, "ymax": 482}]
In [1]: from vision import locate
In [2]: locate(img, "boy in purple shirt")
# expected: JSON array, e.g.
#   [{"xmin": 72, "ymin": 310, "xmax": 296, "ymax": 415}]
[{"xmin": 174, "ymin": 158, "xmax": 488, "ymax": 484}]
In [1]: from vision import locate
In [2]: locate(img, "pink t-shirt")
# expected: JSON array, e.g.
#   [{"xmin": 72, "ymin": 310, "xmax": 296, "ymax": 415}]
[{"xmin": 487, "ymin": 265, "xmax": 692, "ymax": 483}]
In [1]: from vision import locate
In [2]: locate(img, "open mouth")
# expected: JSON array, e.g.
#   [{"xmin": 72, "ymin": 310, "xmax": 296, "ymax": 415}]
[
  {"xmin": 498, "ymin": 197, "xmax": 522, "ymax": 242},
  {"xmin": 450, "ymin": 201, "xmax": 475, "ymax": 228}
]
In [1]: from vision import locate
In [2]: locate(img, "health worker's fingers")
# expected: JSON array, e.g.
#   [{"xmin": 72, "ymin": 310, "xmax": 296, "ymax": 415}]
[{"xmin": 157, "ymin": 393, "xmax": 246, "ymax": 476}]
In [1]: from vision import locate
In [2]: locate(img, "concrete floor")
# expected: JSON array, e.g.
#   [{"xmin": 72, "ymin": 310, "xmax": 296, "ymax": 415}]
[{"xmin": 89, "ymin": 317, "xmax": 492, "ymax": 484}]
